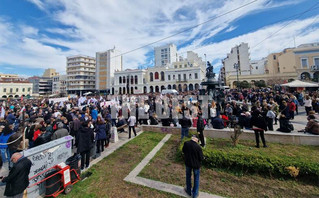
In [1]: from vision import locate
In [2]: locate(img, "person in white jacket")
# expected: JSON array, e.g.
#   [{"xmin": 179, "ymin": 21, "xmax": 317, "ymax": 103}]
[{"xmin": 266, "ymin": 105, "xmax": 276, "ymax": 131}]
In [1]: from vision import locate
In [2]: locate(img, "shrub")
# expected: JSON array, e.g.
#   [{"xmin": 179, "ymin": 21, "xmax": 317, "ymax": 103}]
[{"xmin": 177, "ymin": 138, "xmax": 319, "ymax": 182}]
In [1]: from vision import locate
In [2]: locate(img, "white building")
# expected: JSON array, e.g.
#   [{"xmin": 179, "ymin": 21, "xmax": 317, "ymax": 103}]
[
  {"xmin": 0, "ymin": 81, "xmax": 33, "ymax": 99},
  {"xmin": 52, "ymin": 75, "xmax": 67, "ymax": 96},
  {"xmin": 66, "ymin": 55, "xmax": 96, "ymax": 95},
  {"xmin": 113, "ymin": 69, "xmax": 146, "ymax": 95},
  {"xmin": 112, "ymin": 50, "xmax": 205, "ymax": 94},
  {"xmin": 96, "ymin": 47, "xmax": 122, "ymax": 94},
  {"xmin": 250, "ymin": 58, "xmax": 267, "ymax": 75},
  {"xmin": 223, "ymin": 43, "xmax": 251, "ymax": 76},
  {"xmin": 154, "ymin": 43, "xmax": 178, "ymax": 67}
]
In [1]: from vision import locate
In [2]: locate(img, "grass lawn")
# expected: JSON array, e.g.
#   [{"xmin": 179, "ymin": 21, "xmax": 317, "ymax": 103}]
[
  {"xmin": 139, "ymin": 134, "xmax": 319, "ymax": 198},
  {"xmin": 63, "ymin": 132, "xmax": 182, "ymax": 198}
]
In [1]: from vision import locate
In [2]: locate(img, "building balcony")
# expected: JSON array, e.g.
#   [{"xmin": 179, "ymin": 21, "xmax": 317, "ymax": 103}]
[{"xmin": 176, "ymin": 79, "xmax": 188, "ymax": 83}]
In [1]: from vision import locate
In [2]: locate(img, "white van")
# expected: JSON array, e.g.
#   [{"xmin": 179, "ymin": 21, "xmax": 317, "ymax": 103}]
[{"xmin": 161, "ymin": 89, "xmax": 178, "ymax": 95}]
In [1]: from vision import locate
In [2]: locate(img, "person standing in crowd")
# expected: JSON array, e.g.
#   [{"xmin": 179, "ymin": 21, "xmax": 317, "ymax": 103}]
[
  {"xmin": 127, "ymin": 113, "xmax": 137, "ymax": 139},
  {"xmin": 182, "ymin": 135, "xmax": 203, "ymax": 198},
  {"xmin": 304, "ymin": 95, "xmax": 312, "ymax": 116},
  {"xmin": 51, "ymin": 122, "xmax": 68, "ymax": 140},
  {"xmin": 266, "ymin": 105, "xmax": 276, "ymax": 131},
  {"xmin": 251, "ymin": 106, "xmax": 268, "ymax": 148},
  {"xmin": 1, "ymin": 153, "xmax": 32, "ymax": 198},
  {"xmin": 196, "ymin": 112, "xmax": 205, "ymax": 147},
  {"xmin": 95, "ymin": 116, "xmax": 107, "ymax": 154},
  {"xmin": 179, "ymin": 114, "xmax": 192, "ymax": 140},
  {"xmin": 0, "ymin": 124, "xmax": 13, "ymax": 165},
  {"xmin": 288, "ymin": 99, "xmax": 296, "ymax": 120},
  {"xmin": 76, "ymin": 120, "xmax": 94, "ymax": 170}
]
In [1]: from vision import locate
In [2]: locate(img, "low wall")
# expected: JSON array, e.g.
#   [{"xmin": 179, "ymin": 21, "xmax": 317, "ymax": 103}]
[{"xmin": 141, "ymin": 125, "xmax": 319, "ymax": 146}]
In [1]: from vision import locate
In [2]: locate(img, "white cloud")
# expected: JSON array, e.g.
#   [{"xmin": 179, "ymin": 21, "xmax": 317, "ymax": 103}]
[
  {"xmin": 225, "ymin": 26, "xmax": 237, "ymax": 33},
  {"xmin": 27, "ymin": 0, "xmax": 45, "ymax": 10},
  {"xmin": 180, "ymin": 15, "xmax": 319, "ymax": 68},
  {"xmin": 0, "ymin": 0, "xmax": 317, "ymax": 75}
]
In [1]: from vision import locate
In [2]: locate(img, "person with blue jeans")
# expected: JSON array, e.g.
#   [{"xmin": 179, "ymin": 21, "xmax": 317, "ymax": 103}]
[
  {"xmin": 179, "ymin": 116, "xmax": 192, "ymax": 140},
  {"xmin": 0, "ymin": 124, "xmax": 13, "ymax": 165},
  {"xmin": 182, "ymin": 136, "xmax": 203, "ymax": 198}
]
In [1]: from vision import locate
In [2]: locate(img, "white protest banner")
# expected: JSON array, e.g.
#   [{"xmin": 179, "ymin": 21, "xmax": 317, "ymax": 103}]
[{"xmin": 49, "ymin": 97, "xmax": 69, "ymax": 104}]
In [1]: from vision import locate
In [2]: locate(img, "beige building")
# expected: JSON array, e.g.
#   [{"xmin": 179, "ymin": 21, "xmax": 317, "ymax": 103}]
[
  {"xmin": 0, "ymin": 81, "xmax": 33, "ymax": 99},
  {"xmin": 225, "ymin": 42, "xmax": 319, "ymax": 88},
  {"xmin": 43, "ymin": 68, "xmax": 59, "ymax": 78},
  {"xmin": 96, "ymin": 47, "xmax": 122, "ymax": 94},
  {"xmin": 66, "ymin": 55, "xmax": 96, "ymax": 95},
  {"xmin": 0, "ymin": 74, "xmax": 19, "ymax": 80}
]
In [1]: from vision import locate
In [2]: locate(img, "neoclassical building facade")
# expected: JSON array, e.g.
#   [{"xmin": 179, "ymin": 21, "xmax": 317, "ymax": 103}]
[{"xmin": 112, "ymin": 51, "xmax": 206, "ymax": 94}]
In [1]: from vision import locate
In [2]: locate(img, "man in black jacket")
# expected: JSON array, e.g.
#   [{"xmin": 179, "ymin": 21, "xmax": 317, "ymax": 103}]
[
  {"xmin": 196, "ymin": 113, "xmax": 205, "ymax": 147},
  {"xmin": 182, "ymin": 136, "xmax": 203, "ymax": 198},
  {"xmin": 179, "ymin": 116, "xmax": 192, "ymax": 140},
  {"xmin": 2, "ymin": 153, "xmax": 32, "ymax": 197}
]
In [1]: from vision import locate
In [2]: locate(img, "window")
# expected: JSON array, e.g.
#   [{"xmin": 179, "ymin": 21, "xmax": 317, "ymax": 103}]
[
  {"xmin": 123, "ymin": 76, "xmax": 126, "ymax": 83},
  {"xmin": 16, "ymin": 88, "xmax": 18, "ymax": 92},
  {"xmin": 119, "ymin": 77, "xmax": 122, "ymax": 84},
  {"xmin": 173, "ymin": 75, "xmax": 175, "ymax": 80},
  {"xmin": 301, "ymin": 58, "xmax": 308, "ymax": 68},
  {"xmin": 314, "ymin": 57, "xmax": 319, "ymax": 66},
  {"xmin": 150, "ymin": 73, "xmax": 153, "ymax": 82},
  {"xmin": 3, "ymin": 88, "xmax": 6, "ymax": 92},
  {"xmin": 273, "ymin": 55, "xmax": 276, "ymax": 60},
  {"xmin": 195, "ymin": 73, "xmax": 198, "ymax": 79},
  {"xmin": 189, "ymin": 74, "xmax": 192, "ymax": 79},
  {"xmin": 22, "ymin": 88, "xmax": 25, "ymax": 92},
  {"xmin": 168, "ymin": 75, "xmax": 171, "ymax": 81},
  {"xmin": 183, "ymin": 74, "xmax": 186, "ymax": 80},
  {"xmin": 184, "ymin": 64, "xmax": 187, "ymax": 68},
  {"xmin": 10, "ymin": 88, "xmax": 13, "ymax": 93},
  {"xmin": 155, "ymin": 72, "xmax": 159, "ymax": 80},
  {"xmin": 179, "ymin": 65, "xmax": 182, "ymax": 68},
  {"xmin": 174, "ymin": 65, "xmax": 177, "ymax": 68},
  {"xmin": 135, "ymin": 75, "xmax": 138, "ymax": 84},
  {"xmin": 178, "ymin": 74, "xmax": 181, "ymax": 81},
  {"xmin": 161, "ymin": 71, "xmax": 165, "ymax": 81}
]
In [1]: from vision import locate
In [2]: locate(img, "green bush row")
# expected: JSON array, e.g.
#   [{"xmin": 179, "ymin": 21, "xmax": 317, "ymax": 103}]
[{"xmin": 178, "ymin": 138, "xmax": 319, "ymax": 180}]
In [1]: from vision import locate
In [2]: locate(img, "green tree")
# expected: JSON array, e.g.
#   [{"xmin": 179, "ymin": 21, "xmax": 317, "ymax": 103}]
[{"xmin": 254, "ymin": 80, "xmax": 266, "ymax": 88}]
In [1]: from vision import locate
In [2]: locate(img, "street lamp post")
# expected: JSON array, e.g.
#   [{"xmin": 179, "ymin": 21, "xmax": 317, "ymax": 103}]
[{"xmin": 234, "ymin": 63, "xmax": 239, "ymax": 90}]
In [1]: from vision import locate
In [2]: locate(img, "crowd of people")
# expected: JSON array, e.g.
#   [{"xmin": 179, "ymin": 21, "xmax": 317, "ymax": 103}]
[{"xmin": 0, "ymin": 87, "xmax": 318, "ymax": 197}]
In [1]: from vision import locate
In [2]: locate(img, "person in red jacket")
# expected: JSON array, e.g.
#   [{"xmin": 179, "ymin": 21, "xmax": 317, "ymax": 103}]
[{"xmin": 288, "ymin": 99, "xmax": 296, "ymax": 120}]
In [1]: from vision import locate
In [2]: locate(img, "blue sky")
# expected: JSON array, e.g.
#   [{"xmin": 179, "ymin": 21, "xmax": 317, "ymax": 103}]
[{"xmin": 0, "ymin": 0, "xmax": 318, "ymax": 77}]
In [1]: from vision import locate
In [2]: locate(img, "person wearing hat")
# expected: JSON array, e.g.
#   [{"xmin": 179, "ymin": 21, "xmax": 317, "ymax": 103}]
[{"xmin": 182, "ymin": 135, "xmax": 203, "ymax": 198}]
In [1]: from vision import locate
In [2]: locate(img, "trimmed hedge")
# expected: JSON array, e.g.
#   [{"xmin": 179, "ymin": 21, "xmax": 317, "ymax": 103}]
[{"xmin": 178, "ymin": 138, "xmax": 319, "ymax": 180}]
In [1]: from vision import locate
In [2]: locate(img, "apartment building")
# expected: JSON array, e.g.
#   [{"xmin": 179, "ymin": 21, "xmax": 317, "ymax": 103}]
[
  {"xmin": 96, "ymin": 47, "xmax": 122, "ymax": 94},
  {"xmin": 154, "ymin": 43, "xmax": 178, "ymax": 67},
  {"xmin": 66, "ymin": 55, "xmax": 96, "ymax": 95}
]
